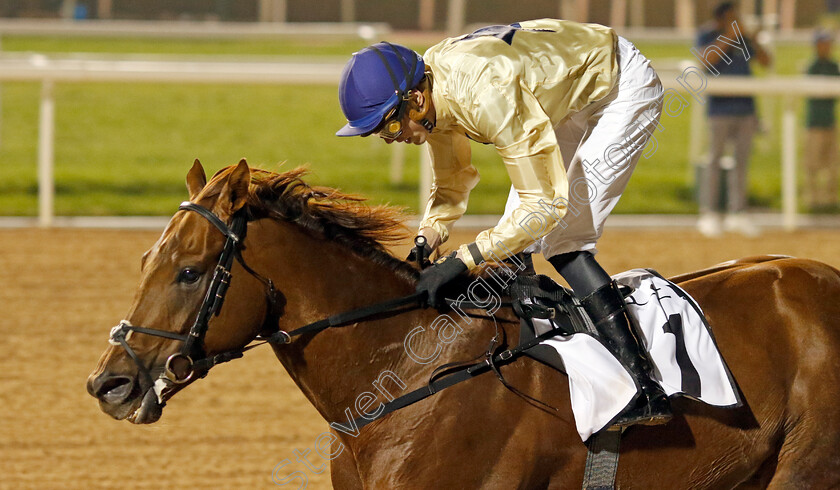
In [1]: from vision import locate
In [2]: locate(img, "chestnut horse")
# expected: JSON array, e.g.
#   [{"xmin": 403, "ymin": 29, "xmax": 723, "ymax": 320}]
[{"xmin": 88, "ymin": 160, "xmax": 840, "ymax": 489}]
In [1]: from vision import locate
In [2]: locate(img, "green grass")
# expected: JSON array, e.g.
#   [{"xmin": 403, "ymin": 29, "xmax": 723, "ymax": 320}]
[
  {"xmin": 0, "ymin": 35, "xmax": 434, "ymax": 58},
  {"xmin": 0, "ymin": 35, "xmax": 372, "ymax": 57},
  {"xmin": 0, "ymin": 35, "xmax": 820, "ymax": 216}
]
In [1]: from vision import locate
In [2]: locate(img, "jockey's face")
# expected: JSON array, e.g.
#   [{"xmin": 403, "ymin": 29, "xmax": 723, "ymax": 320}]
[
  {"xmin": 378, "ymin": 88, "xmax": 434, "ymax": 146},
  {"xmin": 381, "ymin": 115, "xmax": 428, "ymax": 146}
]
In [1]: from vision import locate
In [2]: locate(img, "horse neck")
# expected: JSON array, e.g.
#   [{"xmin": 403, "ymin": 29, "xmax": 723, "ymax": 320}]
[{"xmin": 249, "ymin": 218, "xmax": 457, "ymax": 423}]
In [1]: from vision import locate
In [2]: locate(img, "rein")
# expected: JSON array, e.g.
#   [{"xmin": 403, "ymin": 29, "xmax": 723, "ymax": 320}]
[
  {"xmin": 353, "ymin": 313, "xmax": 566, "ymax": 430},
  {"xmin": 267, "ymin": 291, "xmax": 426, "ymax": 344}
]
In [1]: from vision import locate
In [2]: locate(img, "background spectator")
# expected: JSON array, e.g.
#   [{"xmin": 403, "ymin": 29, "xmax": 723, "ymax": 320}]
[
  {"xmin": 696, "ymin": 1, "xmax": 771, "ymax": 237},
  {"xmin": 804, "ymin": 30, "xmax": 840, "ymax": 212}
]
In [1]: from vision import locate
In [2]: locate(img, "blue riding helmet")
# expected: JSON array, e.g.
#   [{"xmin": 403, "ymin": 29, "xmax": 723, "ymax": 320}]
[{"xmin": 336, "ymin": 42, "xmax": 425, "ymax": 137}]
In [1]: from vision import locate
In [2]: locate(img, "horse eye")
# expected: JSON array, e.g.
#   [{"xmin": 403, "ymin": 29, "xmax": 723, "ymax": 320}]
[{"xmin": 178, "ymin": 268, "xmax": 202, "ymax": 284}]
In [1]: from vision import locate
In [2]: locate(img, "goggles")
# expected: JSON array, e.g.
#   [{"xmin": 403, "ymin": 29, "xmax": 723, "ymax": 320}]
[{"xmin": 368, "ymin": 97, "xmax": 409, "ymax": 140}]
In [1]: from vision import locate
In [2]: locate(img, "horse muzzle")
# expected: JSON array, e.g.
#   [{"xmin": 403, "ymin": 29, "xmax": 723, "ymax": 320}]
[{"xmin": 86, "ymin": 371, "xmax": 164, "ymax": 424}]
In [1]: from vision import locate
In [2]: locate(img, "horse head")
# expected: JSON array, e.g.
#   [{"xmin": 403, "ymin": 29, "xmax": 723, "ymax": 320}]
[
  {"xmin": 87, "ymin": 158, "xmax": 417, "ymax": 425},
  {"xmin": 86, "ymin": 159, "xmax": 276, "ymax": 424}
]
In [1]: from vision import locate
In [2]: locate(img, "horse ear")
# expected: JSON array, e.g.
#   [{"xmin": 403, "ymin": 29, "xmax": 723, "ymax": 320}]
[
  {"xmin": 220, "ymin": 158, "xmax": 251, "ymax": 214},
  {"xmin": 186, "ymin": 159, "xmax": 207, "ymax": 200}
]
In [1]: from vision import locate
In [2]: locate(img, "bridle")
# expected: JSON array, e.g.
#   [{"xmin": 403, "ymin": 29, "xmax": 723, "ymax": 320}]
[
  {"xmin": 108, "ymin": 201, "xmax": 280, "ymax": 404},
  {"xmin": 105, "ymin": 200, "xmax": 544, "ymax": 427},
  {"xmin": 107, "ymin": 200, "xmax": 425, "ymax": 406}
]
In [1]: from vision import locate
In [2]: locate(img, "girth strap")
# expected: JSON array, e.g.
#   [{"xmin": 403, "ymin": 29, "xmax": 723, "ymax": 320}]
[{"xmin": 582, "ymin": 427, "xmax": 623, "ymax": 490}]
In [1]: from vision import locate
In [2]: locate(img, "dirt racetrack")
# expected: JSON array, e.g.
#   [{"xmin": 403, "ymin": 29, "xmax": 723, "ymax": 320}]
[{"xmin": 2, "ymin": 226, "xmax": 840, "ymax": 489}]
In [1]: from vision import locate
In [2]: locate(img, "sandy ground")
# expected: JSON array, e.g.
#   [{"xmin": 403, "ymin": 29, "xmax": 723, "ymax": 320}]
[{"xmin": 1, "ymin": 226, "xmax": 839, "ymax": 489}]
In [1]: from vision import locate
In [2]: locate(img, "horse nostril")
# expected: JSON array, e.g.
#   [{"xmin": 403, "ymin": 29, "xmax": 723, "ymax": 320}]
[{"xmin": 94, "ymin": 375, "xmax": 135, "ymax": 405}]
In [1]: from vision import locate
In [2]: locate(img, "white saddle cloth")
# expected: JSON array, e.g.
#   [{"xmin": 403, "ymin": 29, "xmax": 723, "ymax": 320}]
[{"xmin": 535, "ymin": 269, "xmax": 740, "ymax": 441}]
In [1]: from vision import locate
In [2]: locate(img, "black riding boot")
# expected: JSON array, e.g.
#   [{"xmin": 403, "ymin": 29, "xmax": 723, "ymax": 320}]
[{"xmin": 581, "ymin": 281, "xmax": 672, "ymax": 427}]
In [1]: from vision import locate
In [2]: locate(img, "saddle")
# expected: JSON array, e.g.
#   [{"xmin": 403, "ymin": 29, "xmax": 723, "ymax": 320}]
[
  {"xmin": 508, "ymin": 273, "xmax": 630, "ymax": 375},
  {"xmin": 508, "ymin": 269, "xmax": 742, "ymax": 435}
]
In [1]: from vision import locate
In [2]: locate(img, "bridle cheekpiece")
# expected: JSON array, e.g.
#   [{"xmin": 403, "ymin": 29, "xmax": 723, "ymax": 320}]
[{"xmin": 108, "ymin": 201, "xmax": 277, "ymax": 404}]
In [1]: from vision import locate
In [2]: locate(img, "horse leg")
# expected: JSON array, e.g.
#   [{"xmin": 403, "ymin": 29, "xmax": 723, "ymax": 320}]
[
  {"xmin": 767, "ymin": 265, "xmax": 840, "ymax": 488},
  {"xmin": 765, "ymin": 401, "xmax": 840, "ymax": 489},
  {"xmin": 329, "ymin": 434, "xmax": 363, "ymax": 490}
]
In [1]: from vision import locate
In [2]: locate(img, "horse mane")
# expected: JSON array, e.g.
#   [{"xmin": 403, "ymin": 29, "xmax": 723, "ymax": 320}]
[{"xmin": 208, "ymin": 165, "xmax": 419, "ymax": 282}]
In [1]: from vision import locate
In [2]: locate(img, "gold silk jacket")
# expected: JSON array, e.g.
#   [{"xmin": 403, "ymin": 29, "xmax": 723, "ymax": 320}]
[{"xmin": 419, "ymin": 19, "xmax": 618, "ymax": 270}]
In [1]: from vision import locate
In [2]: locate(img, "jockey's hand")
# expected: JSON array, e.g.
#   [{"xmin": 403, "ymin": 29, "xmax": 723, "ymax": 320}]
[
  {"xmin": 407, "ymin": 236, "xmax": 434, "ymax": 268},
  {"xmin": 416, "ymin": 252, "xmax": 467, "ymax": 309}
]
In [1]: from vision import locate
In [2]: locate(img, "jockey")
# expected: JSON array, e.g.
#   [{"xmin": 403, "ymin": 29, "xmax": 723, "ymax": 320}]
[{"xmin": 336, "ymin": 19, "xmax": 669, "ymax": 427}]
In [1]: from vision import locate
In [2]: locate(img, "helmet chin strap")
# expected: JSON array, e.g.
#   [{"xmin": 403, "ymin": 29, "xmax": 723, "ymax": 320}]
[{"xmin": 419, "ymin": 118, "xmax": 434, "ymax": 132}]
